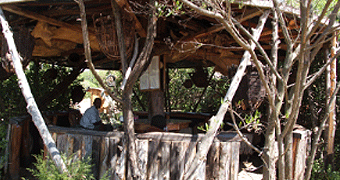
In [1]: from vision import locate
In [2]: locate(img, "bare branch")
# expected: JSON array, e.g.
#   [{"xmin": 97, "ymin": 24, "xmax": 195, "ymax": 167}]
[{"xmin": 74, "ymin": 0, "xmax": 123, "ymax": 104}]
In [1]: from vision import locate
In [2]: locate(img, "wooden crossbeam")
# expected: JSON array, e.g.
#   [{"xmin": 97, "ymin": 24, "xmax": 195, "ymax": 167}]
[
  {"xmin": 0, "ymin": 0, "xmax": 33, "ymax": 5},
  {"xmin": 2, "ymin": 5, "xmax": 96, "ymax": 34}
]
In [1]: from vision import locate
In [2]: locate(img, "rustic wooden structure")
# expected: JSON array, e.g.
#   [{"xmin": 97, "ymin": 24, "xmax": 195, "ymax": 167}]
[
  {"xmin": 0, "ymin": 0, "xmax": 335, "ymax": 179},
  {"xmin": 48, "ymin": 126, "xmax": 242, "ymax": 180},
  {"xmin": 6, "ymin": 115, "xmax": 312, "ymax": 180}
]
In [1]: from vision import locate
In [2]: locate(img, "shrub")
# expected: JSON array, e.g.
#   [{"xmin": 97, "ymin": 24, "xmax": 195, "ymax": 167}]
[{"xmin": 28, "ymin": 152, "xmax": 96, "ymax": 180}]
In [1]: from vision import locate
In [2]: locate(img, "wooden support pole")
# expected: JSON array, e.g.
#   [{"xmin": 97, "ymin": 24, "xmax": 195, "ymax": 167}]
[
  {"xmin": 325, "ymin": 33, "xmax": 337, "ymax": 168},
  {"xmin": 8, "ymin": 124, "xmax": 22, "ymax": 180},
  {"xmin": 0, "ymin": 7, "xmax": 68, "ymax": 174}
]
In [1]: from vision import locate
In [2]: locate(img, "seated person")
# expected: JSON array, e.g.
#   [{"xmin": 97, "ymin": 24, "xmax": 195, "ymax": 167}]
[{"xmin": 80, "ymin": 98, "xmax": 113, "ymax": 131}]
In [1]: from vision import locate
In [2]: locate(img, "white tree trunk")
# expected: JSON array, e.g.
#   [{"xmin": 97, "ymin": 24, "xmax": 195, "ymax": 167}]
[{"xmin": 0, "ymin": 7, "xmax": 68, "ymax": 174}]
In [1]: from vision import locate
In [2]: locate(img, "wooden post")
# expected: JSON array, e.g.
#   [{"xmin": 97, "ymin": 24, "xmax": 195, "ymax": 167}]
[
  {"xmin": 0, "ymin": 7, "xmax": 68, "ymax": 174},
  {"xmin": 8, "ymin": 124, "xmax": 22, "ymax": 180},
  {"xmin": 325, "ymin": 33, "xmax": 337, "ymax": 168}
]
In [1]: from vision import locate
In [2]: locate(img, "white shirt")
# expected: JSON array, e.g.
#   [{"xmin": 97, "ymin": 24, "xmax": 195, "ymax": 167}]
[{"xmin": 80, "ymin": 106, "xmax": 101, "ymax": 129}]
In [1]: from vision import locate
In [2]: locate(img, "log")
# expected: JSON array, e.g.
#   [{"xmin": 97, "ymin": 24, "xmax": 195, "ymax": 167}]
[
  {"xmin": 206, "ymin": 142, "xmax": 220, "ymax": 179},
  {"xmin": 219, "ymin": 142, "xmax": 232, "ymax": 180},
  {"xmin": 109, "ymin": 138, "xmax": 120, "ymax": 179},
  {"xmin": 170, "ymin": 141, "xmax": 187, "ymax": 180},
  {"xmin": 136, "ymin": 140, "xmax": 149, "ymax": 180},
  {"xmin": 230, "ymin": 142, "xmax": 240, "ymax": 180},
  {"xmin": 99, "ymin": 137, "xmax": 110, "ymax": 179},
  {"xmin": 158, "ymin": 141, "xmax": 170, "ymax": 180},
  {"xmin": 92, "ymin": 136, "xmax": 101, "ymax": 179},
  {"xmin": 147, "ymin": 140, "xmax": 160, "ymax": 179}
]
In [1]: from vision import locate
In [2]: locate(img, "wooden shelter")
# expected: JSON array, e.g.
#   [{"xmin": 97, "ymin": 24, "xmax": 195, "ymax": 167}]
[{"xmin": 0, "ymin": 0, "xmax": 333, "ymax": 179}]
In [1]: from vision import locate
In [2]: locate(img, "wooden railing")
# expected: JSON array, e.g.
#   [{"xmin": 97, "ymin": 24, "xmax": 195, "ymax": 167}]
[{"xmin": 48, "ymin": 126, "xmax": 241, "ymax": 180}]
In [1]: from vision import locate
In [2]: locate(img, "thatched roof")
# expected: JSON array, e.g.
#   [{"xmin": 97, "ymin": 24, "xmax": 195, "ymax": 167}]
[{"xmin": 0, "ymin": 0, "xmax": 319, "ymax": 75}]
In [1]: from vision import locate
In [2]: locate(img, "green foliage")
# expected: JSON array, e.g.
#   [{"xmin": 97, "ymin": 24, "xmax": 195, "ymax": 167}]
[
  {"xmin": 0, "ymin": 62, "xmax": 82, "ymax": 117},
  {"xmin": 168, "ymin": 67, "xmax": 230, "ymax": 113},
  {"xmin": 239, "ymin": 110, "xmax": 262, "ymax": 132},
  {"xmin": 155, "ymin": 0, "xmax": 184, "ymax": 18},
  {"xmin": 28, "ymin": 152, "xmax": 96, "ymax": 180},
  {"xmin": 312, "ymin": 158, "xmax": 340, "ymax": 180}
]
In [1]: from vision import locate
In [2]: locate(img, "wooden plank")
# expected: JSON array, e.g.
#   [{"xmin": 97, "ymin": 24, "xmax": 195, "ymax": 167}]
[
  {"xmin": 49, "ymin": 126, "xmax": 123, "ymax": 138},
  {"xmin": 206, "ymin": 141, "xmax": 220, "ymax": 180},
  {"xmin": 158, "ymin": 141, "xmax": 170, "ymax": 180},
  {"xmin": 92, "ymin": 136, "xmax": 101, "ymax": 179},
  {"xmin": 170, "ymin": 141, "xmax": 187, "ymax": 180},
  {"xmin": 8, "ymin": 124, "xmax": 22, "ymax": 180},
  {"xmin": 2, "ymin": 5, "xmax": 95, "ymax": 34},
  {"xmin": 230, "ymin": 142, "xmax": 240, "ymax": 180},
  {"xmin": 72, "ymin": 134, "xmax": 82, "ymax": 159},
  {"xmin": 20, "ymin": 119, "xmax": 31, "ymax": 167},
  {"xmin": 115, "ymin": 138, "xmax": 126, "ymax": 180},
  {"xmin": 99, "ymin": 137, "xmax": 110, "ymax": 179},
  {"xmin": 195, "ymin": 141, "xmax": 206, "ymax": 180},
  {"xmin": 66, "ymin": 134, "xmax": 75, "ymax": 157},
  {"xmin": 82, "ymin": 135, "xmax": 93, "ymax": 160},
  {"xmin": 219, "ymin": 142, "xmax": 232, "ymax": 180},
  {"xmin": 57, "ymin": 133, "xmax": 68, "ymax": 154},
  {"xmin": 137, "ymin": 139, "xmax": 149, "ymax": 180},
  {"xmin": 137, "ymin": 132, "xmax": 240, "ymax": 142},
  {"xmin": 0, "ymin": 0, "xmax": 33, "ymax": 4},
  {"xmin": 109, "ymin": 137, "xmax": 119, "ymax": 180},
  {"xmin": 148, "ymin": 139, "xmax": 161, "ymax": 179}
]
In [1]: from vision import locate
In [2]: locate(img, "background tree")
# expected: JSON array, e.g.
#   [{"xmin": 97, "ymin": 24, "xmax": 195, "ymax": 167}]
[{"xmin": 167, "ymin": 0, "xmax": 340, "ymax": 179}]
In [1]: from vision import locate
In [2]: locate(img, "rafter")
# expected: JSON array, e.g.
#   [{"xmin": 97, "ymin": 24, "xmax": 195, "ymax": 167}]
[{"xmin": 2, "ymin": 5, "xmax": 96, "ymax": 34}]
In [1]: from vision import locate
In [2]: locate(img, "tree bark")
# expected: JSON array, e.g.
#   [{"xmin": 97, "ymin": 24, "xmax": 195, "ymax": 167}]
[
  {"xmin": 325, "ymin": 34, "xmax": 337, "ymax": 169},
  {"xmin": 0, "ymin": 7, "xmax": 68, "ymax": 174}
]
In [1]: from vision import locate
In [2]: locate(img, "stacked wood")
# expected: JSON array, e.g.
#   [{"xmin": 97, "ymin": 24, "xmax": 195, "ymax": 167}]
[{"xmin": 47, "ymin": 126, "xmax": 241, "ymax": 180}]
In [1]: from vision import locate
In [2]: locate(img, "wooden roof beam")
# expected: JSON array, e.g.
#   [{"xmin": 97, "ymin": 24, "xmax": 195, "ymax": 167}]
[
  {"xmin": 0, "ymin": 0, "xmax": 33, "ymax": 5},
  {"xmin": 2, "ymin": 5, "xmax": 96, "ymax": 34},
  {"xmin": 114, "ymin": 0, "xmax": 146, "ymax": 37}
]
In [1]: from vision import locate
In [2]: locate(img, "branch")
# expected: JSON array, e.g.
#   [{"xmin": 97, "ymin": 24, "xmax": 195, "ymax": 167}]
[
  {"xmin": 306, "ymin": 0, "xmax": 333, "ymax": 40},
  {"xmin": 272, "ymin": 0, "xmax": 292, "ymax": 45},
  {"xmin": 121, "ymin": 35, "xmax": 139, "ymax": 91},
  {"xmin": 228, "ymin": 106, "xmax": 263, "ymax": 155},
  {"xmin": 111, "ymin": 0, "xmax": 128, "ymax": 74},
  {"xmin": 75, "ymin": 0, "xmax": 123, "ymax": 104},
  {"xmin": 182, "ymin": 11, "xmax": 269, "ymax": 180},
  {"xmin": 304, "ymin": 47, "xmax": 340, "ymax": 89}
]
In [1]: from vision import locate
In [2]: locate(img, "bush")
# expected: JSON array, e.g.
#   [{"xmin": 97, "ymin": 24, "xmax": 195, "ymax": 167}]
[{"xmin": 28, "ymin": 152, "xmax": 96, "ymax": 180}]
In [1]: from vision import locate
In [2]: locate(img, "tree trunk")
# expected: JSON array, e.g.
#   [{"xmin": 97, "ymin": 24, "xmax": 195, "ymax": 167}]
[
  {"xmin": 0, "ymin": 7, "xmax": 68, "ymax": 174},
  {"xmin": 183, "ymin": 10, "xmax": 270, "ymax": 180},
  {"xmin": 324, "ymin": 34, "xmax": 337, "ymax": 169}
]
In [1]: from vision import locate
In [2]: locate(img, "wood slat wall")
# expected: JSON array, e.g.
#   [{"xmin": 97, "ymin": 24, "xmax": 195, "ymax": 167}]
[{"xmin": 47, "ymin": 126, "xmax": 241, "ymax": 180}]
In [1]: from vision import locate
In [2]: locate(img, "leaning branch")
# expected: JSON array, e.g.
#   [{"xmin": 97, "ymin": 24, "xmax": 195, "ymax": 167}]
[
  {"xmin": 182, "ymin": 10, "xmax": 269, "ymax": 180},
  {"xmin": 74, "ymin": 0, "xmax": 123, "ymax": 104},
  {"xmin": 0, "ymin": 7, "xmax": 68, "ymax": 174}
]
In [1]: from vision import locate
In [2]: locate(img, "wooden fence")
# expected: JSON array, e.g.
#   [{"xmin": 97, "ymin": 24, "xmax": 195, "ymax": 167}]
[{"xmin": 47, "ymin": 126, "xmax": 241, "ymax": 180}]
